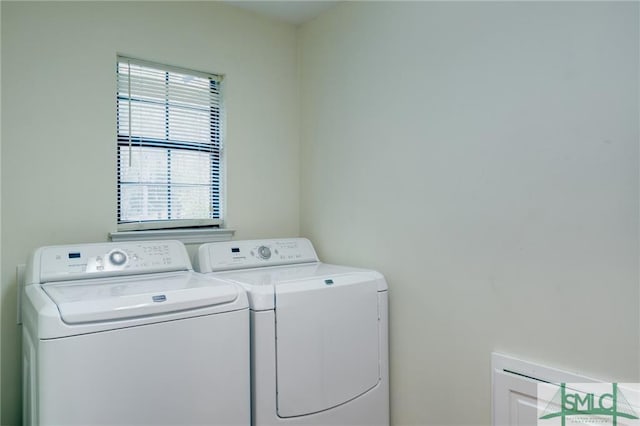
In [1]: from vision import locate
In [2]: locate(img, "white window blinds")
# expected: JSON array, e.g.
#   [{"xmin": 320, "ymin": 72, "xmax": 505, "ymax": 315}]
[{"xmin": 116, "ymin": 56, "xmax": 223, "ymax": 231}]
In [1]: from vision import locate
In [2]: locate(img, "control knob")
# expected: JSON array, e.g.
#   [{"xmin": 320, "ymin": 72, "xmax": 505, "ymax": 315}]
[
  {"xmin": 257, "ymin": 246, "xmax": 271, "ymax": 260},
  {"xmin": 109, "ymin": 250, "xmax": 128, "ymax": 266}
]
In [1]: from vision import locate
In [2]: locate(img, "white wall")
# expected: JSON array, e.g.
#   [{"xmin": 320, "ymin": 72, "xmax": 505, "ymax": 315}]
[
  {"xmin": 2, "ymin": 2, "xmax": 639, "ymax": 426},
  {"xmin": 0, "ymin": 2, "xmax": 299, "ymax": 424},
  {"xmin": 299, "ymin": 2, "xmax": 639, "ymax": 425}
]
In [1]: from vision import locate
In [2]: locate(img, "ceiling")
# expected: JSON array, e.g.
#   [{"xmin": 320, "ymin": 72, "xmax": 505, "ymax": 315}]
[{"xmin": 225, "ymin": 1, "xmax": 340, "ymax": 25}]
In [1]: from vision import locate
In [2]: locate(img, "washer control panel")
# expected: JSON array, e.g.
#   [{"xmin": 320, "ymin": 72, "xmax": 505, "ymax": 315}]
[
  {"xmin": 197, "ymin": 238, "xmax": 319, "ymax": 272},
  {"xmin": 37, "ymin": 240, "xmax": 191, "ymax": 283}
]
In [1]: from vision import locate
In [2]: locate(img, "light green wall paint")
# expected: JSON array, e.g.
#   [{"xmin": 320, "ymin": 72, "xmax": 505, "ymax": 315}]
[
  {"xmin": 299, "ymin": 2, "xmax": 639, "ymax": 424},
  {"xmin": 0, "ymin": 0, "xmax": 3, "ymax": 421},
  {"xmin": 1, "ymin": 2, "xmax": 299, "ymax": 424}
]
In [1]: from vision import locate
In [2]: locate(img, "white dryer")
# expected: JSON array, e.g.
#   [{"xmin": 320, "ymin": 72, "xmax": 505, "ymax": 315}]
[
  {"xmin": 22, "ymin": 240, "xmax": 250, "ymax": 426},
  {"xmin": 194, "ymin": 238, "xmax": 389, "ymax": 426}
]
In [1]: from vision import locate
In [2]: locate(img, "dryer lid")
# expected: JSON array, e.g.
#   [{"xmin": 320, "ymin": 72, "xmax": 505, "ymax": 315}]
[
  {"xmin": 275, "ymin": 274, "xmax": 381, "ymax": 417},
  {"xmin": 215, "ymin": 263, "xmax": 387, "ymax": 311},
  {"xmin": 42, "ymin": 271, "xmax": 240, "ymax": 324}
]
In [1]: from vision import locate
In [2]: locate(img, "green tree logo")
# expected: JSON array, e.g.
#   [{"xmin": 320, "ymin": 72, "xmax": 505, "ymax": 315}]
[{"xmin": 540, "ymin": 383, "xmax": 639, "ymax": 426}]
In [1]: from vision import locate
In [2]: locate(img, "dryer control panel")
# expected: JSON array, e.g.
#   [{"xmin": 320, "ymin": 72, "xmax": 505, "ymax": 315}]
[
  {"xmin": 196, "ymin": 238, "xmax": 319, "ymax": 272},
  {"xmin": 34, "ymin": 240, "xmax": 191, "ymax": 284}
]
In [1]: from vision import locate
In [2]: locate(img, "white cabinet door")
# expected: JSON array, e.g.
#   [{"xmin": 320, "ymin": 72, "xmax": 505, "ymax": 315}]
[
  {"xmin": 492, "ymin": 353, "xmax": 598, "ymax": 426},
  {"xmin": 493, "ymin": 369, "xmax": 543, "ymax": 426}
]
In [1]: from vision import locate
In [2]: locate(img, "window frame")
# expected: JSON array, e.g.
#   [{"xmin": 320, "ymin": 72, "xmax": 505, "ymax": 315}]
[{"xmin": 115, "ymin": 55, "xmax": 225, "ymax": 232}]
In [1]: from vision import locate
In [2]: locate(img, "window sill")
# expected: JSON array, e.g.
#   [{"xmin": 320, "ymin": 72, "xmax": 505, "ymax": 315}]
[{"xmin": 109, "ymin": 227, "xmax": 235, "ymax": 245}]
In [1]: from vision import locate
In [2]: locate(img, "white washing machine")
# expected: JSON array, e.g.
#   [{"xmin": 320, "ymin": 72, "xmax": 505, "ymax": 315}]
[
  {"xmin": 22, "ymin": 240, "xmax": 250, "ymax": 426},
  {"xmin": 194, "ymin": 238, "xmax": 389, "ymax": 426}
]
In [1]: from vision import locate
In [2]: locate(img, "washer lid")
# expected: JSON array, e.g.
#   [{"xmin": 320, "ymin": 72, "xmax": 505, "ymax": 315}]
[{"xmin": 42, "ymin": 271, "xmax": 239, "ymax": 324}]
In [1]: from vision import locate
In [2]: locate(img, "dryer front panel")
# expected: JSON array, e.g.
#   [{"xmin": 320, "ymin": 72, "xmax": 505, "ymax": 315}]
[{"xmin": 275, "ymin": 275, "xmax": 380, "ymax": 417}]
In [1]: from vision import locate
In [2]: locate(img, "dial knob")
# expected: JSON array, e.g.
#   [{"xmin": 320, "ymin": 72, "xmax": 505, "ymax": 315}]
[
  {"xmin": 257, "ymin": 246, "xmax": 271, "ymax": 260},
  {"xmin": 109, "ymin": 250, "xmax": 127, "ymax": 266}
]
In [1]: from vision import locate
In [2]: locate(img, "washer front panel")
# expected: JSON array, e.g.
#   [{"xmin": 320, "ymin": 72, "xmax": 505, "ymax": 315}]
[{"xmin": 36, "ymin": 310, "xmax": 250, "ymax": 425}]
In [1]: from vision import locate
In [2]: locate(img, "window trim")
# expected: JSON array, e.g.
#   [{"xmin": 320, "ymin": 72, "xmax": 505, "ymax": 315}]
[
  {"xmin": 116, "ymin": 55, "xmax": 226, "ymax": 232},
  {"xmin": 109, "ymin": 227, "xmax": 234, "ymax": 244}
]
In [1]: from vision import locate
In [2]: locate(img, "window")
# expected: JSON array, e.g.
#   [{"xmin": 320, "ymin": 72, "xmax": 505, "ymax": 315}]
[{"xmin": 116, "ymin": 56, "xmax": 223, "ymax": 231}]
